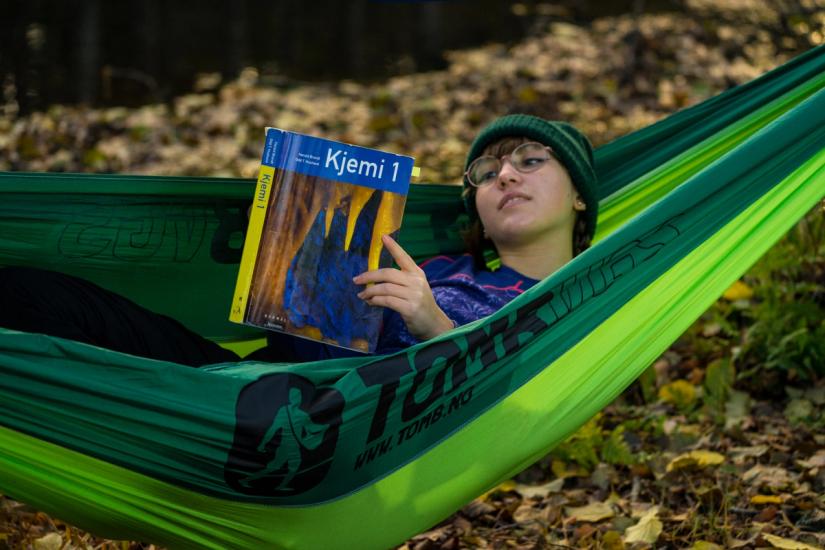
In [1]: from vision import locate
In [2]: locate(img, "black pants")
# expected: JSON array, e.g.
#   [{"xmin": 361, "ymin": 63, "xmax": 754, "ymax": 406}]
[{"xmin": 0, "ymin": 267, "xmax": 241, "ymax": 367}]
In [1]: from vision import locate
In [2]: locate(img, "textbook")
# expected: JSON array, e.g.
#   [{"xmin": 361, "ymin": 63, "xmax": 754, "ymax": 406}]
[{"xmin": 229, "ymin": 128, "xmax": 415, "ymax": 353}]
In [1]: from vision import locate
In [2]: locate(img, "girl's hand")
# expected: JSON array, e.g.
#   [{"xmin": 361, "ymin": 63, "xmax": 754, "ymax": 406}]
[{"xmin": 354, "ymin": 235, "xmax": 454, "ymax": 341}]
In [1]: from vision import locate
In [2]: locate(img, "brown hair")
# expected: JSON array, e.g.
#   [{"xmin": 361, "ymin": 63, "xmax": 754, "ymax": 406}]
[{"xmin": 461, "ymin": 136, "xmax": 592, "ymax": 270}]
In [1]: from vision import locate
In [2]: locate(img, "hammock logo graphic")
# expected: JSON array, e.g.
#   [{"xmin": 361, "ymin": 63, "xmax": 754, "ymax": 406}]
[
  {"xmin": 54, "ymin": 204, "xmax": 247, "ymax": 264},
  {"xmin": 224, "ymin": 373, "xmax": 345, "ymax": 496}
]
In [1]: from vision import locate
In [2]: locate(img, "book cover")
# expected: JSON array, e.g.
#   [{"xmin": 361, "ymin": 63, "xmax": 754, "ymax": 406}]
[{"xmin": 230, "ymin": 128, "xmax": 414, "ymax": 353}]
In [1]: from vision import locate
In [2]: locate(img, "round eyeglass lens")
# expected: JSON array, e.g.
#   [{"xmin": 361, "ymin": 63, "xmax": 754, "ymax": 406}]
[
  {"xmin": 467, "ymin": 142, "xmax": 552, "ymax": 187},
  {"xmin": 511, "ymin": 142, "xmax": 552, "ymax": 172},
  {"xmin": 468, "ymin": 157, "xmax": 500, "ymax": 187}
]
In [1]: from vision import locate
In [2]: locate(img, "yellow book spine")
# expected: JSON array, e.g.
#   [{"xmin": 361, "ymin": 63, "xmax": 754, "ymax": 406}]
[{"xmin": 229, "ymin": 165, "xmax": 276, "ymax": 324}]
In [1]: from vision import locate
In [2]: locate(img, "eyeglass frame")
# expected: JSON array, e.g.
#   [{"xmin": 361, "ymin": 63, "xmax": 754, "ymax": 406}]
[{"xmin": 464, "ymin": 142, "xmax": 560, "ymax": 188}]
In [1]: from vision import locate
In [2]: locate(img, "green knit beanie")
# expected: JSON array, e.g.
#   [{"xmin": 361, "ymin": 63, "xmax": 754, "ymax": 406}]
[{"xmin": 463, "ymin": 114, "xmax": 598, "ymax": 240}]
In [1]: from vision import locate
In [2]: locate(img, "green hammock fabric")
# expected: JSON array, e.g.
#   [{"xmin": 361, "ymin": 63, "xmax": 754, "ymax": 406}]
[{"xmin": 0, "ymin": 45, "xmax": 824, "ymax": 549}]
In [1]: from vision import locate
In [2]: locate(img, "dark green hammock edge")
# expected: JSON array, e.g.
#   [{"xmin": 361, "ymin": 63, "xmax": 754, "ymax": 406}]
[{"xmin": 0, "ymin": 46, "xmax": 823, "ymax": 549}]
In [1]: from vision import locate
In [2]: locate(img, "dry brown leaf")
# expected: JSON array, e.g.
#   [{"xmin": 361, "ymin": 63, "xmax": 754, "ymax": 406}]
[
  {"xmin": 565, "ymin": 501, "xmax": 615, "ymax": 523},
  {"xmin": 729, "ymin": 445, "xmax": 769, "ymax": 463},
  {"xmin": 799, "ymin": 449, "xmax": 825, "ymax": 469},
  {"xmin": 514, "ymin": 479, "xmax": 564, "ymax": 499},
  {"xmin": 743, "ymin": 465, "xmax": 795, "ymax": 490},
  {"xmin": 512, "ymin": 503, "xmax": 543, "ymax": 524}
]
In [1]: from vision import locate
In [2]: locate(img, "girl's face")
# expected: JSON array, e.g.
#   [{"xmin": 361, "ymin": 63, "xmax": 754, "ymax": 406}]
[{"xmin": 473, "ymin": 141, "xmax": 583, "ymax": 248}]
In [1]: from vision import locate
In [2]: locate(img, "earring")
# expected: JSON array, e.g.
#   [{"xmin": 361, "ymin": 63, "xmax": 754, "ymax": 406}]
[
  {"xmin": 482, "ymin": 226, "xmax": 489, "ymax": 239},
  {"xmin": 575, "ymin": 197, "xmax": 586, "ymax": 209}
]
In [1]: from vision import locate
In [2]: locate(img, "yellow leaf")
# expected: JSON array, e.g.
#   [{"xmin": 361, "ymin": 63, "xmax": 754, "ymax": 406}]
[
  {"xmin": 762, "ymin": 533, "xmax": 823, "ymax": 550},
  {"xmin": 565, "ymin": 501, "xmax": 615, "ymax": 522},
  {"xmin": 624, "ymin": 508, "xmax": 662, "ymax": 544},
  {"xmin": 723, "ymin": 280, "xmax": 753, "ymax": 301},
  {"xmin": 496, "ymin": 479, "xmax": 517, "ymax": 492},
  {"xmin": 479, "ymin": 479, "xmax": 517, "ymax": 501},
  {"xmin": 751, "ymin": 494, "xmax": 785, "ymax": 505},
  {"xmin": 666, "ymin": 450, "xmax": 725, "ymax": 472},
  {"xmin": 658, "ymin": 380, "xmax": 697, "ymax": 408},
  {"xmin": 692, "ymin": 542, "xmax": 724, "ymax": 550}
]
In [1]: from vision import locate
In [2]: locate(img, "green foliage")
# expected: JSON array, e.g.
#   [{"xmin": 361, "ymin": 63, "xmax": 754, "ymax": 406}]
[
  {"xmin": 600, "ymin": 425, "xmax": 637, "ymax": 466},
  {"xmin": 551, "ymin": 416, "xmax": 641, "ymax": 471},
  {"xmin": 738, "ymin": 206, "xmax": 825, "ymax": 382},
  {"xmin": 694, "ymin": 206, "xmax": 825, "ymax": 388},
  {"xmin": 552, "ymin": 417, "xmax": 603, "ymax": 471}
]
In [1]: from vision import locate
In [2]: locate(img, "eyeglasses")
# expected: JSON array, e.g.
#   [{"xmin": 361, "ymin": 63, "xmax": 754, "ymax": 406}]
[{"xmin": 465, "ymin": 142, "xmax": 558, "ymax": 188}]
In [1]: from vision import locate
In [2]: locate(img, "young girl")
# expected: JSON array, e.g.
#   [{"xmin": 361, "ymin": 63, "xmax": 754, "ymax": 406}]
[
  {"xmin": 0, "ymin": 115, "xmax": 598, "ymax": 365},
  {"xmin": 363, "ymin": 114, "xmax": 598, "ymax": 354}
]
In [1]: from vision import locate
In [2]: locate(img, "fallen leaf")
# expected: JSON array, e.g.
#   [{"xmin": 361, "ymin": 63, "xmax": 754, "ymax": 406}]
[
  {"xmin": 624, "ymin": 507, "xmax": 662, "ymax": 544},
  {"xmin": 565, "ymin": 501, "xmax": 615, "ymax": 523},
  {"xmin": 723, "ymin": 280, "xmax": 753, "ymax": 301},
  {"xmin": 514, "ymin": 478, "xmax": 564, "ymax": 499},
  {"xmin": 743, "ymin": 465, "xmax": 795, "ymax": 490},
  {"xmin": 762, "ymin": 533, "xmax": 823, "ymax": 550},
  {"xmin": 692, "ymin": 542, "xmax": 724, "ymax": 550},
  {"xmin": 462, "ymin": 499, "xmax": 496, "ymax": 519},
  {"xmin": 602, "ymin": 530, "xmax": 625, "ymax": 550},
  {"xmin": 729, "ymin": 445, "xmax": 769, "ymax": 464},
  {"xmin": 755, "ymin": 506, "xmax": 779, "ymax": 522},
  {"xmin": 513, "ymin": 503, "xmax": 544, "ymax": 524},
  {"xmin": 799, "ymin": 449, "xmax": 825, "ymax": 469},
  {"xmin": 478, "ymin": 479, "xmax": 517, "ymax": 501},
  {"xmin": 33, "ymin": 533, "xmax": 63, "ymax": 550},
  {"xmin": 659, "ymin": 380, "xmax": 697, "ymax": 408},
  {"xmin": 751, "ymin": 494, "xmax": 785, "ymax": 505},
  {"xmin": 666, "ymin": 450, "xmax": 725, "ymax": 472}
]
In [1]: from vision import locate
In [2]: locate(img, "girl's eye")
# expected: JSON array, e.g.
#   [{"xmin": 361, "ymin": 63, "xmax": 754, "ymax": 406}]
[
  {"xmin": 519, "ymin": 157, "xmax": 546, "ymax": 168},
  {"xmin": 480, "ymin": 170, "xmax": 498, "ymax": 182}
]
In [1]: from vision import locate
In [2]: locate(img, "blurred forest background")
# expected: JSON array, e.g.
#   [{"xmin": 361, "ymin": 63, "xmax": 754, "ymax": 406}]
[{"xmin": 1, "ymin": 0, "xmax": 825, "ymax": 549}]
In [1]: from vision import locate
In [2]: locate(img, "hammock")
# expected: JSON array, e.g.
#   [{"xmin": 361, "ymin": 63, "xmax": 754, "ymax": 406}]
[{"xmin": 0, "ymin": 45, "xmax": 823, "ymax": 549}]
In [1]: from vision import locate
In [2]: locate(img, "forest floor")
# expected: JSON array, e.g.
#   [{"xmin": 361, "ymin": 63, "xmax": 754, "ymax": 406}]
[{"xmin": 1, "ymin": 0, "xmax": 824, "ymax": 548}]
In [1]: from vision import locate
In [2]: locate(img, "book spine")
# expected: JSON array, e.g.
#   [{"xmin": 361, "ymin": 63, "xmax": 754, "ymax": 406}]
[{"xmin": 229, "ymin": 164, "xmax": 276, "ymax": 323}]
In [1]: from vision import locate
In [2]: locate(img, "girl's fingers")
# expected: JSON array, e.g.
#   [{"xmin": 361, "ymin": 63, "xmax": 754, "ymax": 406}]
[
  {"xmin": 357, "ymin": 282, "xmax": 410, "ymax": 301},
  {"xmin": 353, "ymin": 268, "xmax": 410, "ymax": 286},
  {"xmin": 381, "ymin": 234, "xmax": 419, "ymax": 272},
  {"xmin": 362, "ymin": 294, "xmax": 409, "ymax": 315}
]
